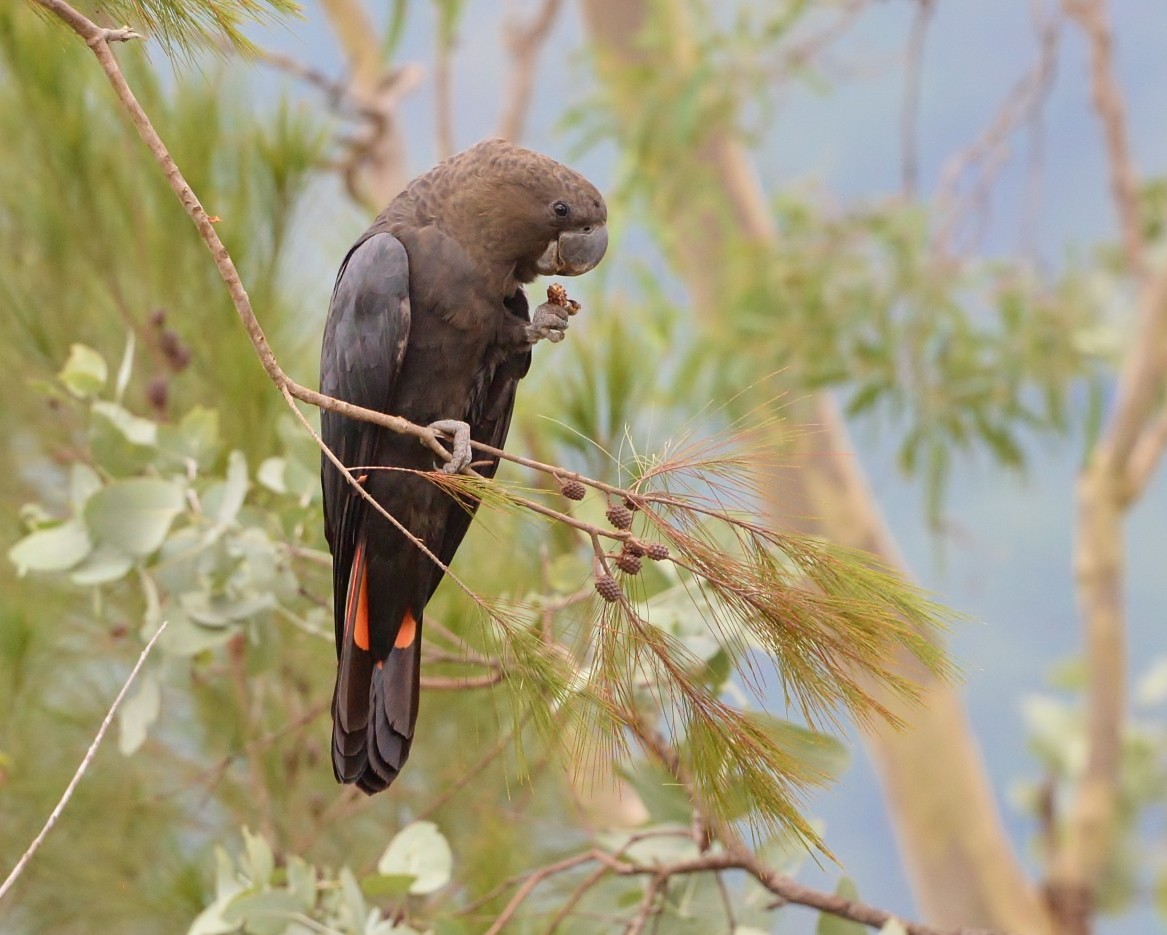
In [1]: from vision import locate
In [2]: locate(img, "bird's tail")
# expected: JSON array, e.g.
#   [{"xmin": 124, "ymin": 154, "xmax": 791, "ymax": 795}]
[{"xmin": 331, "ymin": 538, "xmax": 423, "ymax": 794}]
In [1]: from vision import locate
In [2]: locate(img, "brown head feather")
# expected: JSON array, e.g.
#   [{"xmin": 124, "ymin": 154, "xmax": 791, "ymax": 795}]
[{"xmin": 378, "ymin": 139, "xmax": 607, "ymax": 294}]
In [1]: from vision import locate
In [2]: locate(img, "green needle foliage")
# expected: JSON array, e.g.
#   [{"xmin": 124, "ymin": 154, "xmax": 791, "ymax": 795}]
[{"xmin": 47, "ymin": 0, "xmax": 302, "ymax": 55}]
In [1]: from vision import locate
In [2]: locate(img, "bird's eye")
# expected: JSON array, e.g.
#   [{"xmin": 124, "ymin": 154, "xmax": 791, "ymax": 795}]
[{"xmin": 553, "ymin": 201, "xmax": 570, "ymax": 218}]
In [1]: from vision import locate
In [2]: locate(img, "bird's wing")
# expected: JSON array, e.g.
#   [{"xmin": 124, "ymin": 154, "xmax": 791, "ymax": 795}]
[
  {"xmin": 425, "ymin": 289, "xmax": 533, "ymax": 603},
  {"xmin": 319, "ymin": 232, "xmax": 411, "ymax": 652}
]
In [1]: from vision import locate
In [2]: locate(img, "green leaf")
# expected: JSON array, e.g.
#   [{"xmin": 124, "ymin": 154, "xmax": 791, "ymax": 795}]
[
  {"xmin": 114, "ymin": 329, "xmax": 136, "ymax": 403},
  {"xmin": 256, "ymin": 457, "xmax": 286, "ymax": 494},
  {"xmin": 285, "ymin": 856, "xmax": 316, "ymax": 911},
  {"xmin": 91, "ymin": 401, "xmax": 158, "ymax": 447},
  {"xmin": 118, "ymin": 671, "xmax": 160, "ymax": 755},
  {"xmin": 9, "ymin": 521, "xmax": 92, "ymax": 574},
  {"xmin": 338, "ymin": 867, "xmax": 367, "ymax": 929},
  {"xmin": 204, "ymin": 450, "xmax": 248, "ymax": 525},
  {"xmin": 158, "ymin": 406, "xmax": 221, "ymax": 471},
  {"xmin": 1135, "ymin": 657, "xmax": 1167, "ymax": 707},
  {"xmin": 360, "ymin": 873, "xmax": 415, "ymax": 899},
  {"xmin": 816, "ymin": 878, "xmax": 864, "ymax": 935},
  {"xmin": 90, "ymin": 402, "xmax": 157, "ymax": 475},
  {"xmin": 59, "ymin": 343, "xmax": 107, "ymax": 397},
  {"xmin": 188, "ymin": 847, "xmax": 245, "ymax": 935},
  {"xmin": 221, "ymin": 890, "xmax": 302, "ymax": 931},
  {"xmin": 85, "ymin": 477, "xmax": 185, "ymax": 557},
  {"xmin": 376, "ymin": 820, "xmax": 453, "ymax": 895},
  {"xmin": 70, "ymin": 463, "xmax": 103, "ymax": 514},
  {"xmin": 70, "ymin": 545, "xmax": 134, "ymax": 586},
  {"xmin": 156, "ymin": 614, "xmax": 236, "ymax": 657},
  {"xmin": 180, "ymin": 591, "xmax": 275, "ymax": 627},
  {"xmin": 749, "ymin": 714, "xmax": 850, "ymax": 784},
  {"xmin": 242, "ymin": 828, "xmax": 275, "ymax": 887},
  {"xmin": 619, "ymin": 760, "xmax": 692, "ymax": 824}
]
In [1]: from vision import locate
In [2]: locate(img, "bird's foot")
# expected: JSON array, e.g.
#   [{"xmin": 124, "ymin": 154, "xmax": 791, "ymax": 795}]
[
  {"xmin": 425, "ymin": 419, "xmax": 473, "ymax": 473},
  {"xmin": 525, "ymin": 301, "xmax": 571, "ymax": 345}
]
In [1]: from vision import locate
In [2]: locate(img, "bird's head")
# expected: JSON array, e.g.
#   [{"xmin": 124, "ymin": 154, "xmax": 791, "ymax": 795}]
[{"xmin": 436, "ymin": 139, "xmax": 608, "ymax": 288}]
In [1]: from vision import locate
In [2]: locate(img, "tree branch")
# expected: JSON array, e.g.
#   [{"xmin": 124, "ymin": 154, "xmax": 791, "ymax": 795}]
[
  {"xmin": 900, "ymin": 0, "xmax": 935, "ymax": 198},
  {"xmin": 1047, "ymin": 5, "xmax": 1167, "ymax": 929},
  {"xmin": 1063, "ymin": 0, "xmax": 1145, "ymax": 274}
]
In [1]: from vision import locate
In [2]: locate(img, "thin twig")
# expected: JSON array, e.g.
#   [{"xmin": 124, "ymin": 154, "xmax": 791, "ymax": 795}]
[
  {"xmin": 900, "ymin": 0, "xmax": 935, "ymax": 198},
  {"xmin": 539, "ymin": 863, "xmax": 612, "ymax": 934},
  {"xmin": 0, "ymin": 621, "xmax": 168, "ymax": 903},
  {"xmin": 1063, "ymin": 0, "xmax": 1145, "ymax": 274},
  {"xmin": 624, "ymin": 872, "xmax": 666, "ymax": 935},
  {"xmin": 936, "ymin": 6, "xmax": 1061, "ymax": 251},
  {"xmin": 481, "ymin": 851, "xmax": 609, "ymax": 935}
]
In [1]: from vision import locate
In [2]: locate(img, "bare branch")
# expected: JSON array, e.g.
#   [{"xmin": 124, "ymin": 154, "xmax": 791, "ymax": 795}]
[
  {"xmin": 900, "ymin": 0, "xmax": 935, "ymax": 198},
  {"xmin": 1047, "ymin": 6, "xmax": 1167, "ymax": 929},
  {"xmin": 497, "ymin": 0, "xmax": 564, "ymax": 143},
  {"xmin": 936, "ymin": 6, "xmax": 1061, "ymax": 251},
  {"xmin": 473, "ymin": 835, "xmax": 1004, "ymax": 935},
  {"xmin": 1063, "ymin": 0, "xmax": 1145, "ymax": 273},
  {"xmin": 419, "ymin": 671, "xmax": 505, "ymax": 690},
  {"xmin": 482, "ymin": 851, "xmax": 606, "ymax": 935},
  {"xmin": 1126, "ymin": 403, "xmax": 1167, "ymax": 499},
  {"xmin": 0, "ymin": 621, "xmax": 168, "ymax": 903}
]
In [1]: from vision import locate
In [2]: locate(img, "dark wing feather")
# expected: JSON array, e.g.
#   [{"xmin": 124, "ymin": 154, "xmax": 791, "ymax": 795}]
[
  {"xmin": 320, "ymin": 232, "xmax": 411, "ymax": 651},
  {"xmin": 425, "ymin": 290, "xmax": 532, "ymax": 603}
]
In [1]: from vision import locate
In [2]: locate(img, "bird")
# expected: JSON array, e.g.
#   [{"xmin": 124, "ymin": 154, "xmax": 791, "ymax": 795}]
[{"xmin": 319, "ymin": 139, "xmax": 608, "ymax": 793}]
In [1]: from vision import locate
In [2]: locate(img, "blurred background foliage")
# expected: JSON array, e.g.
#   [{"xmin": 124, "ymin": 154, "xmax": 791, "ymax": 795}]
[{"xmin": 1, "ymin": 1, "xmax": 1166, "ymax": 934}]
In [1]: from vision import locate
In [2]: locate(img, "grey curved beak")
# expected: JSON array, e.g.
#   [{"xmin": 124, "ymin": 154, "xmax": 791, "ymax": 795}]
[{"xmin": 536, "ymin": 224, "xmax": 608, "ymax": 276}]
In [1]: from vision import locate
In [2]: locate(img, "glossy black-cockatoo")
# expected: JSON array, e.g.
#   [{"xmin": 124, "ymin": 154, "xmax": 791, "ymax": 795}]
[{"xmin": 320, "ymin": 139, "xmax": 607, "ymax": 793}]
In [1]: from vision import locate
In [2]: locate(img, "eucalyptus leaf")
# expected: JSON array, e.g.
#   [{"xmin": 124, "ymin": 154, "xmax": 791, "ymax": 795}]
[
  {"xmin": 158, "ymin": 406, "xmax": 221, "ymax": 471},
  {"xmin": 619, "ymin": 761, "xmax": 692, "ymax": 824},
  {"xmin": 85, "ymin": 477, "xmax": 185, "ymax": 557},
  {"xmin": 92, "ymin": 401, "xmax": 158, "ymax": 447},
  {"xmin": 70, "ymin": 463, "xmax": 103, "ymax": 514},
  {"xmin": 749, "ymin": 714, "xmax": 850, "ymax": 783},
  {"xmin": 115, "ymin": 329, "xmax": 136, "ymax": 402},
  {"xmin": 118, "ymin": 671, "xmax": 161, "ymax": 756},
  {"xmin": 70, "ymin": 545, "xmax": 134, "ymax": 586},
  {"xmin": 242, "ymin": 828, "xmax": 275, "ymax": 887},
  {"xmin": 376, "ymin": 820, "xmax": 453, "ymax": 895},
  {"xmin": 205, "ymin": 450, "xmax": 248, "ymax": 525},
  {"xmin": 285, "ymin": 856, "xmax": 316, "ymax": 911},
  {"xmin": 221, "ymin": 889, "xmax": 303, "ymax": 931},
  {"xmin": 257, "ymin": 457, "xmax": 286, "ymax": 494},
  {"xmin": 9, "ymin": 521, "xmax": 91, "ymax": 575},
  {"xmin": 59, "ymin": 343, "xmax": 107, "ymax": 397},
  {"xmin": 816, "ymin": 879, "xmax": 864, "ymax": 935},
  {"xmin": 156, "ymin": 614, "xmax": 236, "ymax": 657}
]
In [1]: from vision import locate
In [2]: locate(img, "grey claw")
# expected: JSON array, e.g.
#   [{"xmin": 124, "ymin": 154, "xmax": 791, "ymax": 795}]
[
  {"xmin": 525, "ymin": 302, "xmax": 570, "ymax": 345},
  {"xmin": 426, "ymin": 419, "xmax": 473, "ymax": 473}
]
